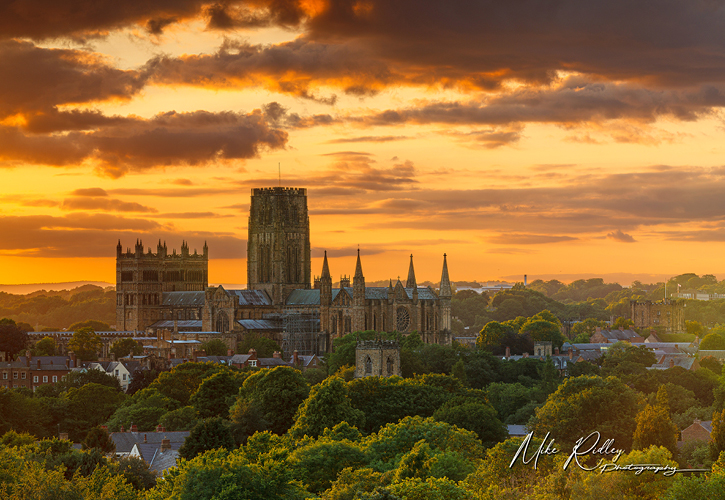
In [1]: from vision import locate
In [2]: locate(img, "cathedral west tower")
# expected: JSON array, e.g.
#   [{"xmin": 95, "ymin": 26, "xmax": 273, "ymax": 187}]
[{"xmin": 247, "ymin": 187, "xmax": 311, "ymax": 304}]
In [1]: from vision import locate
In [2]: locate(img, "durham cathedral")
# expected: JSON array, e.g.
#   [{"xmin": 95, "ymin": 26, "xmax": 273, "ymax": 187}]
[{"xmin": 116, "ymin": 187, "xmax": 452, "ymax": 353}]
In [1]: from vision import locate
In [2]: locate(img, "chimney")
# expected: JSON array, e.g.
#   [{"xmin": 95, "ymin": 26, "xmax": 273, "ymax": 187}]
[
  {"xmin": 161, "ymin": 438, "xmax": 171, "ymax": 451},
  {"xmin": 669, "ymin": 359, "xmax": 675, "ymax": 369},
  {"xmin": 505, "ymin": 346, "xmax": 511, "ymax": 360},
  {"xmin": 273, "ymin": 351, "xmax": 281, "ymax": 359},
  {"xmin": 25, "ymin": 351, "xmax": 30, "ymax": 367},
  {"xmin": 37, "ymin": 359, "xmax": 41, "ymax": 369},
  {"xmin": 59, "ymin": 432, "xmax": 69, "ymax": 441},
  {"xmin": 120, "ymin": 425, "xmax": 125, "ymax": 433},
  {"xmin": 156, "ymin": 424, "xmax": 164, "ymax": 433},
  {"xmin": 568, "ymin": 348, "xmax": 573, "ymax": 360},
  {"xmin": 523, "ymin": 352, "xmax": 529, "ymax": 358},
  {"xmin": 694, "ymin": 418, "xmax": 701, "ymax": 425},
  {"xmin": 130, "ymin": 424, "xmax": 138, "ymax": 433},
  {"xmin": 248, "ymin": 348, "xmax": 257, "ymax": 360},
  {"xmin": 554, "ymin": 347, "xmax": 559, "ymax": 355},
  {"xmin": 0, "ymin": 352, "xmax": 5, "ymax": 363},
  {"xmin": 695, "ymin": 336, "xmax": 700, "ymax": 344},
  {"xmin": 227, "ymin": 349, "xmax": 233, "ymax": 357},
  {"xmin": 192, "ymin": 350, "xmax": 199, "ymax": 362},
  {"xmin": 144, "ymin": 434, "xmax": 147, "ymax": 443},
  {"xmin": 595, "ymin": 327, "xmax": 601, "ymax": 334},
  {"xmin": 524, "ymin": 274, "xmax": 527, "ymax": 286},
  {"xmin": 293, "ymin": 350, "xmax": 300, "ymax": 365},
  {"xmin": 100, "ymin": 426, "xmax": 108, "ymax": 431},
  {"xmin": 69, "ymin": 351, "xmax": 76, "ymax": 364},
  {"xmin": 110, "ymin": 353, "xmax": 115, "ymax": 361}
]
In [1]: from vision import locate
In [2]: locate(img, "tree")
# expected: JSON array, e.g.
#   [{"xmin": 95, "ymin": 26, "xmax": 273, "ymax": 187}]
[
  {"xmin": 288, "ymin": 439, "xmax": 368, "ymax": 493},
  {"xmin": 110, "ymin": 338, "xmax": 142, "ymax": 359},
  {"xmin": 229, "ymin": 399, "xmax": 270, "ymax": 445},
  {"xmin": 476, "ymin": 321, "xmax": 512, "ymax": 350},
  {"xmin": 159, "ymin": 406, "xmax": 198, "ymax": 431},
  {"xmin": 113, "ymin": 455, "xmax": 157, "ymax": 490},
  {"xmin": 700, "ymin": 333, "xmax": 725, "ymax": 350},
  {"xmin": 68, "ymin": 320, "xmax": 112, "ymax": 331},
  {"xmin": 450, "ymin": 359, "xmax": 467, "ymax": 386},
  {"xmin": 201, "ymin": 339, "xmax": 228, "ymax": 356},
  {"xmin": 82, "ymin": 426, "xmax": 116, "ymax": 453},
  {"xmin": 290, "ymin": 376, "xmax": 365, "ymax": 438},
  {"xmin": 240, "ymin": 366, "xmax": 310, "ymax": 435},
  {"xmin": 433, "ymin": 400, "xmax": 507, "ymax": 448},
  {"xmin": 613, "ymin": 317, "xmax": 634, "ymax": 329},
  {"xmin": 237, "ymin": 333, "xmax": 282, "ymax": 358},
  {"xmin": 32, "ymin": 336, "xmax": 56, "ymax": 356},
  {"xmin": 68, "ymin": 327, "xmax": 102, "ymax": 361},
  {"xmin": 711, "ymin": 409, "xmax": 725, "ymax": 461},
  {"xmin": 571, "ymin": 318, "xmax": 607, "ymax": 339},
  {"xmin": 178, "ymin": 417, "xmax": 235, "ymax": 460},
  {"xmin": 700, "ymin": 355, "xmax": 722, "ymax": 375},
  {"xmin": 686, "ymin": 320, "xmax": 706, "ymax": 337},
  {"xmin": 632, "ymin": 404, "xmax": 679, "ymax": 455},
  {"xmin": 148, "ymin": 362, "xmax": 224, "ymax": 406},
  {"xmin": 520, "ymin": 319, "xmax": 566, "ymax": 348},
  {"xmin": 528, "ymin": 375, "xmax": 644, "ymax": 451},
  {"xmin": 601, "ymin": 341, "xmax": 657, "ymax": 375},
  {"xmin": 56, "ymin": 369, "xmax": 122, "ymax": 393},
  {"xmin": 190, "ymin": 370, "xmax": 245, "ymax": 418},
  {"xmin": 65, "ymin": 383, "xmax": 126, "ymax": 440},
  {"xmin": 0, "ymin": 318, "xmax": 29, "ymax": 358}
]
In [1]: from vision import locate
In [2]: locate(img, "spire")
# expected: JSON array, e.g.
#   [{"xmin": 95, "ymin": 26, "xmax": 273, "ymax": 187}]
[
  {"xmin": 354, "ymin": 248, "xmax": 364, "ymax": 279},
  {"xmin": 321, "ymin": 251, "xmax": 331, "ymax": 278},
  {"xmin": 389, "ymin": 279, "xmax": 393, "ymax": 290},
  {"xmin": 440, "ymin": 253, "xmax": 452, "ymax": 298},
  {"xmin": 406, "ymin": 254, "xmax": 417, "ymax": 288}
]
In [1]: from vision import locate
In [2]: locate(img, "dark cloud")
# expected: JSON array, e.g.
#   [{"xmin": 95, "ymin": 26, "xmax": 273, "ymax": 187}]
[
  {"xmin": 489, "ymin": 234, "xmax": 578, "ymax": 245},
  {"xmin": 61, "ymin": 197, "xmax": 157, "ymax": 213},
  {"xmin": 71, "ymin": 188, "xmax": 109, "ymax": 197},
  {"xmin": 171, "ymin": 178, "xmax": 194, "ymax": 186},
  {"xmin": 607, "ymin": 230, "xmax": 637, "ymax": 243},
  {"xmin": 0, "ymin": 40, "xmax": 147, "ymax": 118},
  {"xmin": 325, "ymin": 135, "xmax": 410, "ymax": 144},
  {"xmin": 0, "ymin": 109, "xmax": 288, "ymax": 177}
]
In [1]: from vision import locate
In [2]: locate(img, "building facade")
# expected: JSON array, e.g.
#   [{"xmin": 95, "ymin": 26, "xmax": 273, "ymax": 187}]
[
  {"xmin": 631, "ymin": 299, "xmax": 685, "ymax": 333},
  {"xmin": 115, "ymin": 187, "xmax": 452, "ymax": 353}
]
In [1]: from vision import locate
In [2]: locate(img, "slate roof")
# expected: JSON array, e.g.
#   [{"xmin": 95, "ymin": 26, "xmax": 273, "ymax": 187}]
[
  {"xmin": 698, "ymin": 350, "xmax": 725, "ymax": 360},
  {"xmin": 365, "ymin": 287, "xmax": 389, "ymax": 300},
  {"xmin": 237, "ymin": 319, "xmax": 282, "ymax": 330},
  {"xmin": 110, "ymin": 431, "xmax": 190, "ymax": 454},
  {"xmin": 148, "ymin": 320, "xmax": 203, "ymax": 329},
  {"xmin": 230, "ymin": 354, "xmax": 252, "ymax": 365},
  {"xmin": 286, "ymin": 289, "xmax": 320, "ymax": 305},
  {"xmin": 597, "ymin": 329, "xmax": 640, "ymax": 341},
  {"xmin": 258, "ymin": 358, "xmax": 293, "ymax": 367},
  {"xmin": 149, "ymin": 448, "xmax": 179, "ymax": 475},
  {"xmin": 195, "ymin": 356, "xmax": 233, "ymax": 365},
  {"xmin": 161, "ymin": 292, "xmax": 205, "ymax": 306},
  {"xmin": 228, "ymin": 289, "xmax": 272, "ymax": 306},
  {"xmin": 648, "ymin": 354, "xmax": 698, "ymax": 370},
  {"xmin": 507, "ymin": 425, "xmax": 528, "ymax": 437}
]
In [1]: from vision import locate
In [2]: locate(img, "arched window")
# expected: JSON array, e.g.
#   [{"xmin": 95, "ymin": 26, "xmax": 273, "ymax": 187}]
[
  {"xmin": 216, "ymin": 311, "xmax": 230, "ymax": 334},
  {"xmin": 365, "ymin": 355, "xmax": 372, "ymax": 375},
  {"xmin": 332, "ymin": 316, "xmax": 337, "ymax": 334},
  {"xmin": 387, "ymin": 357, "xmax": 394, "ymax": 375}
]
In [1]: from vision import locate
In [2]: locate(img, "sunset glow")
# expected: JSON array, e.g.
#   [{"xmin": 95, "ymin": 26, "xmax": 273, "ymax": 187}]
[{"xmin": 2, "ymin": 1, "xmax": 725, "ymax": 286}]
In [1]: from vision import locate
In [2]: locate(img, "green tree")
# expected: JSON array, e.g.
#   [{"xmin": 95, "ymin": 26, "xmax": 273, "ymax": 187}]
[
  {"xmin": 700, "ymin": 355, "xmax": 722, "ymax": 375},
  {"xmin": 68, "ymin": 327, "xmax": 102, "ymax": 361},
  {"xmin": 571, "ymin": 318, "xmax": 607, "ymax": 339},
  {"xmin": 201, "ymin": 339, "xmax": 228, "ymax": 356},
  {"xmin": 613, "ymin": 317, "xmax": 634, "ymax": 329},
  {"xmin": 520, "ymin": 319, "xmax": 566, "ymax": 348},
  {"xmin": 433, "ymin": 400, "xmax": 507, "ymax": 448},
  {"xmin": 68, "ymin": 320, "xmax": 112, "ymax": 331},
  {"xmin": 237, "ymin": 333, "xmax": 282, "ymax": 358},
  {"xmin": 476, "ymin": 321, "xmax": 512, "ymax": 350},
  {"xmin": 113, "ymin": 455, "xmax": 157, "ymax": 491},
  {"xmin": 0, "ymin": 318, "xmax": 29, "ymax": 358},
  {"xmin": 56, "ymin": 369, "xmax": 122, "ymax": 393},
  {"xmin": 290, "ymin": 376, "xmax": 365, "ymax": 438},
  {"xmin": 1, "ymin": 430, "xmax": 36, "ymax": 447},
  {"xmin": 388, "ymin": 476, "xmax": 471, "ymax": 500},
  {"xmin": 450, "ymin": 359, "xmax": 467, "ymax": 386},
  {"xmin": 190, "ymin": 370, "xmax": 246, "ymax": 418},
  {"xmin": 82, "ymin": 427, "xmax": 116, "ymax": 453},
  {"xmin": 148, "ymin": 362, "xmax": 224, "ymax": 406},
  {"xmin": 106, "ymin": 388, "xmax": 178, "ymax": 432},
  {"xmin": 710, "ymin": 409, "xmax": 725, "ymax": 461},
  {"xmin": 528, "ymin": 375, "xmax": 644, "ymax": 451},
  {"xmin": 601, "ymin": 341, "xmax": 657, "ymax": 376},
  {"xmin": 240, "ymin": 366, "xmax": 310, "ymax": 435},
  {"xmin": 686, "ymin": 320, "xmax": 706, "ymax": 337},
  {"xmin": 65, "ymin": 383, "xmax": 126, "ymax": 440},
  {"xmin": 229, "ymin": 399, "xmax": 270, "ymax": 445},
  {"xmin": 288, "ymin": 439, "xmax": 368, "ymax": 493},
  {"xmin": 700, "ymin": 333, "xmax": 725, "ymax": 350},
  {"xmin": 110, "ymin": 338, "xmax": 142, "ymax": 359},
  {"xmin": 178, "ymin": 417, "xmax": 236, "ymax": 460},
  {"xmin": 159, "ymin": 406, "xmax": 199, "ymax": 432},
  {"xmin": 32, "ymin": 336, "xmax": 56, "ymax": 356}
]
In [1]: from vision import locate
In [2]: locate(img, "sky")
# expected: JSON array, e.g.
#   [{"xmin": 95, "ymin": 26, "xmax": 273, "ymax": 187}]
[{"xmin": 1, "ymin": 0, "xmax": 725, "ymax": 287}]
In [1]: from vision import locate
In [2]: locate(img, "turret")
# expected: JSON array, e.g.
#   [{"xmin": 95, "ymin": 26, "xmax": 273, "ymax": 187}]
[
  {"xmin": 117, "ymin": 240, "xmax": 122, "ymax": 258},
  {"xmin": 203, "ymin": 241, "xmax": 208, "ymax": 258},
  {"xmin": 320, "ymin": 251, "xmax": 332, "ymax": 306},
  {"xmin": 157, "ymin": 239, "xmax": 164, "ymax": 257},
  {"xmin": 439, "ymin": 253, "xmax": 452, "ymax": 299},
  {"xmin": 181, "ymin": 240, "xmax": 189, "ymax": 257},
  {"xmin": 135, "ymin": 239, "xmax": 143, "ymax": 258},
  {"xmin": 352, "ymin": 248, "xmax": 365, "ymax": 330}
]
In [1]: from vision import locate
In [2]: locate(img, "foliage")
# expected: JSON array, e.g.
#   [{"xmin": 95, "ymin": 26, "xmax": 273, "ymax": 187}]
[
  {"xmin": 148, "ymin": 362, "xmax": 225, "ymax": 406},
  {"xmin": 632, "ymin": 404, "xmax": 679, "ymax": 455},
  {"xmin": 190, "ymin": 370, "xmax": 246, "ymax": 418},
  {"xmin": 146, "ymin": 448, "xmax": 307, "ymax": 500},
  {"xmin": 700, "ymin": 333, "xmax": 725, "ymax": 350},
  {"xmin": 699, "ymin": 355, "xmax": 722, "ymax": 375},
  {"xmin": 106, "ymin": 388, "xmax": 178, "ymax": 432},
  {"xmin": 159, "ymin": 406, "xmax": 199, "ymax": 431},
  {"xmin": 237, "ymin": 333, "xmax": 283, "ymax": 358},
  {"xmin": 1, "ymin": 430, "xmax": 35, "ymax": 448},
  {"xmin": 201, "ymin": 339, "xmax": 228, "ymax": 356},
  {"xmin": 570, "ymin": 318, "xmax": 607, "ymax": 339},
  {"xmin": 112, "ymin": 456, "xmax": 157, "ymax": 491},
  {"xmin": 519, "ymin": 319, "xmax": 566, "ymax": 348},
  {"xmin": 68, "ymin": 320, "xmax": 112, "ymax": 332},
  {"xmin": 63, "ymin": 383, "xmax": 126, "ymax": 440},
  {"xmin": 476, "ymin": 321, "xmax": 512, "ymax": 350},
  {"xmin": 0, "ymin": 318, "xmax": 29, "ymax": 358},
  {"xmin": 82, "ymin": 427, "xmax": 116, "ymax": 454},
  {"xmin": 291, "ymin": 376, "xmax": 365, "ymax": 438},
  {"xmin": 433, "ymin": 400, "xmax": 507, "ymax": 448},
  {"xmin": 56, "ymin": 369, "xmax": 122, "ymax": 393},
  {"xmin": 229, "ymin": 399, "xmax": 270, "ymax": 445},
  {"xmin": 288, "ymin": 439, "xmax": 368, "ymax": 493},
  {"xmin": 711, "ymin": 408, "xmax": 725, "ymax": 461},
  {"xmin": 601, "ymin": 341, "xmax": 658, "ymax": 376},
  {"xmin": 32, "ymin": 336, "xmax": 56, "ymax": 356},
  {"xmin": 68, "ymin": 327, "xmax": 102, "ymax": 361},
  {"xmin": 178, "ymin": 417, "xmax": 236, "ymax": 460},
  {"xmin": 241, "ymin": 366, "xmax": 310, "ymax": 435},
  {"xmin": 110, "ymin": 339, "xmax": 142, "ymax": 359},
  {"xmin": 126, "ymin": 369, "xmax": 161, "ymax": 396},
  {"xmin": 528, "ymin": 375, "xmax": 644, "ymax": 451}
]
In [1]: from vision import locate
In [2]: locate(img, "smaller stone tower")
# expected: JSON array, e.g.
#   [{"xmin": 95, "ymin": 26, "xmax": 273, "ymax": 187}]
[{"xmin": 355, "ymin": 339, "xmax": 401, "ymax": 378}]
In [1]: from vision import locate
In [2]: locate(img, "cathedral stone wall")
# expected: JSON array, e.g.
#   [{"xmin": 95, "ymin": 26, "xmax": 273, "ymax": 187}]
[
  {"xmin": 355, "ymin": 340, "xmax": 401, "ymax": 378},
  {"xmin": 631, "ymin": 299, "xmax": 685, "ymax": 333}
]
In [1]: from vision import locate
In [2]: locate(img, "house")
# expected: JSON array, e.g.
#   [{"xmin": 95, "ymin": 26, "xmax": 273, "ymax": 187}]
[
  {"xmin": 290, "ymin": 350, "xmax": 322, "ymax": 371},
  {"xmin": 648, "ymin": 354, "xmax": 700, "ymax": 371},
  {"xmin": 589, "ymin": 328, "xmax": 644, "ymax": 344},
  {"xmin": 130, "ymin": 437, "xmax": 182, "ymax": 476},
  {"xmin": 1, "ymin": 351, "xmax": 78, "ymax": 391},
  {"xmin": 110, "ymin": 425, "xmax": 189, "ymax": 458},
  {"xmin": 680, "ymin": 419, "xmax": 712, "ymax": 444},
  {"xmin": 88, "ymin": 361, "xmax": 133, "ymax": 391},
  {"xmin": 507, "ymin": 425, "xmax": 528, "ymax": 438}
]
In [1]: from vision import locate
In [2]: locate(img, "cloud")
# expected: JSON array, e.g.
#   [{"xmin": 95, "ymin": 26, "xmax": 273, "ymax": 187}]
[
  {"xmin": 325, "ymin": 135, "xmax": 410, "ymax": 144},
  {"xmin": 61, "ymin": 197, "xmax": 157, "ymax": 213},
  {"xmin": 71, "ymin": 188, "xmax": 109, "ymax": 197},
  {"xmin": 489, "ymin": 234, "xmax": 578, "ymax": 245},
  {"xmin": 607, "ymin": 230, "xmax": 637, "ymax": 242}
]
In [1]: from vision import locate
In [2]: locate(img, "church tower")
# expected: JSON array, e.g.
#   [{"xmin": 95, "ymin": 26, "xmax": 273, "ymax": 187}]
[{"xmin": 247, "ymin": 187, "xmax": 311, "ymax": 304}]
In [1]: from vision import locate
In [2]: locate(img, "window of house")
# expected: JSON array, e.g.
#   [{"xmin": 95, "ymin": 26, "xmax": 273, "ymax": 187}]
[
  {"xmin": 21, "ymin": 373, "xmax": 26, "ymax": 380},
  {"xmin": 122, "ymin": 374, "xmax": 126, "ymax": 381},
  {"xmin": 52, "ymin": 376, "xmax": 57, "ymax": 383},
  {"xmin": 2, "ymin": 373, "xmax": 7, "ymax": 380},
  {"xmin": 250, "ymin": 360, "xmax": 257, "ymax": 367},
  {"xmin": 43, "ymin": 376, "xmax": 48, "ymax": 383},
  {"xmin": 33, "ymin": 376, "xmax": 38, "ymax": 383},
  {"xmin": 13, "ymin": 372, "xmax": 18, "ymax": 379},
  {"xmin": 115, "ymin": 370, "xmax": 119, "ymax": 376}
]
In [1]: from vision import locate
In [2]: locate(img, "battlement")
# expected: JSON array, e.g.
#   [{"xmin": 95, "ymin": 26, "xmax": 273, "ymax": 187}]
[
  {"xmin": 116, "ymin": 239, "xmax": 208, "ymax": 260},
  {"xmin": 357, "ymin": 339, "xmax": 400, "ymax": 349},
  {"xmin": 252, "ymin": 187, "xmax": 306, "ymax": 196}
]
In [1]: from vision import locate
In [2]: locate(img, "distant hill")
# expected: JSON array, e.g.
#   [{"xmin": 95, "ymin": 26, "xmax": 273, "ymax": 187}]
[{"xmin": 0, "ymin": 281, "xmax": 114, "ymax": 295}]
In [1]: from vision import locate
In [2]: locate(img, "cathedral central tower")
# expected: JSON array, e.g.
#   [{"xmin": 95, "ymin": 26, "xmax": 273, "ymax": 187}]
[{"xmin": 247, "ymin": 187, "xmax": 311, "ymax": 304}]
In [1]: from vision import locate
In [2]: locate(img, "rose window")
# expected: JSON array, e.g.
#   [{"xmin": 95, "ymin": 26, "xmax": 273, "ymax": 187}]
[{"xmin": 396, "ymin": 307, "xmax": 411, "ymax": 332}]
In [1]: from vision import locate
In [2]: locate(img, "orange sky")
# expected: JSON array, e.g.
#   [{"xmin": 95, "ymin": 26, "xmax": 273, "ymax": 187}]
[{"xmin": 2, "ymin": 1, "xmax": 725, "ymax": 286}]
